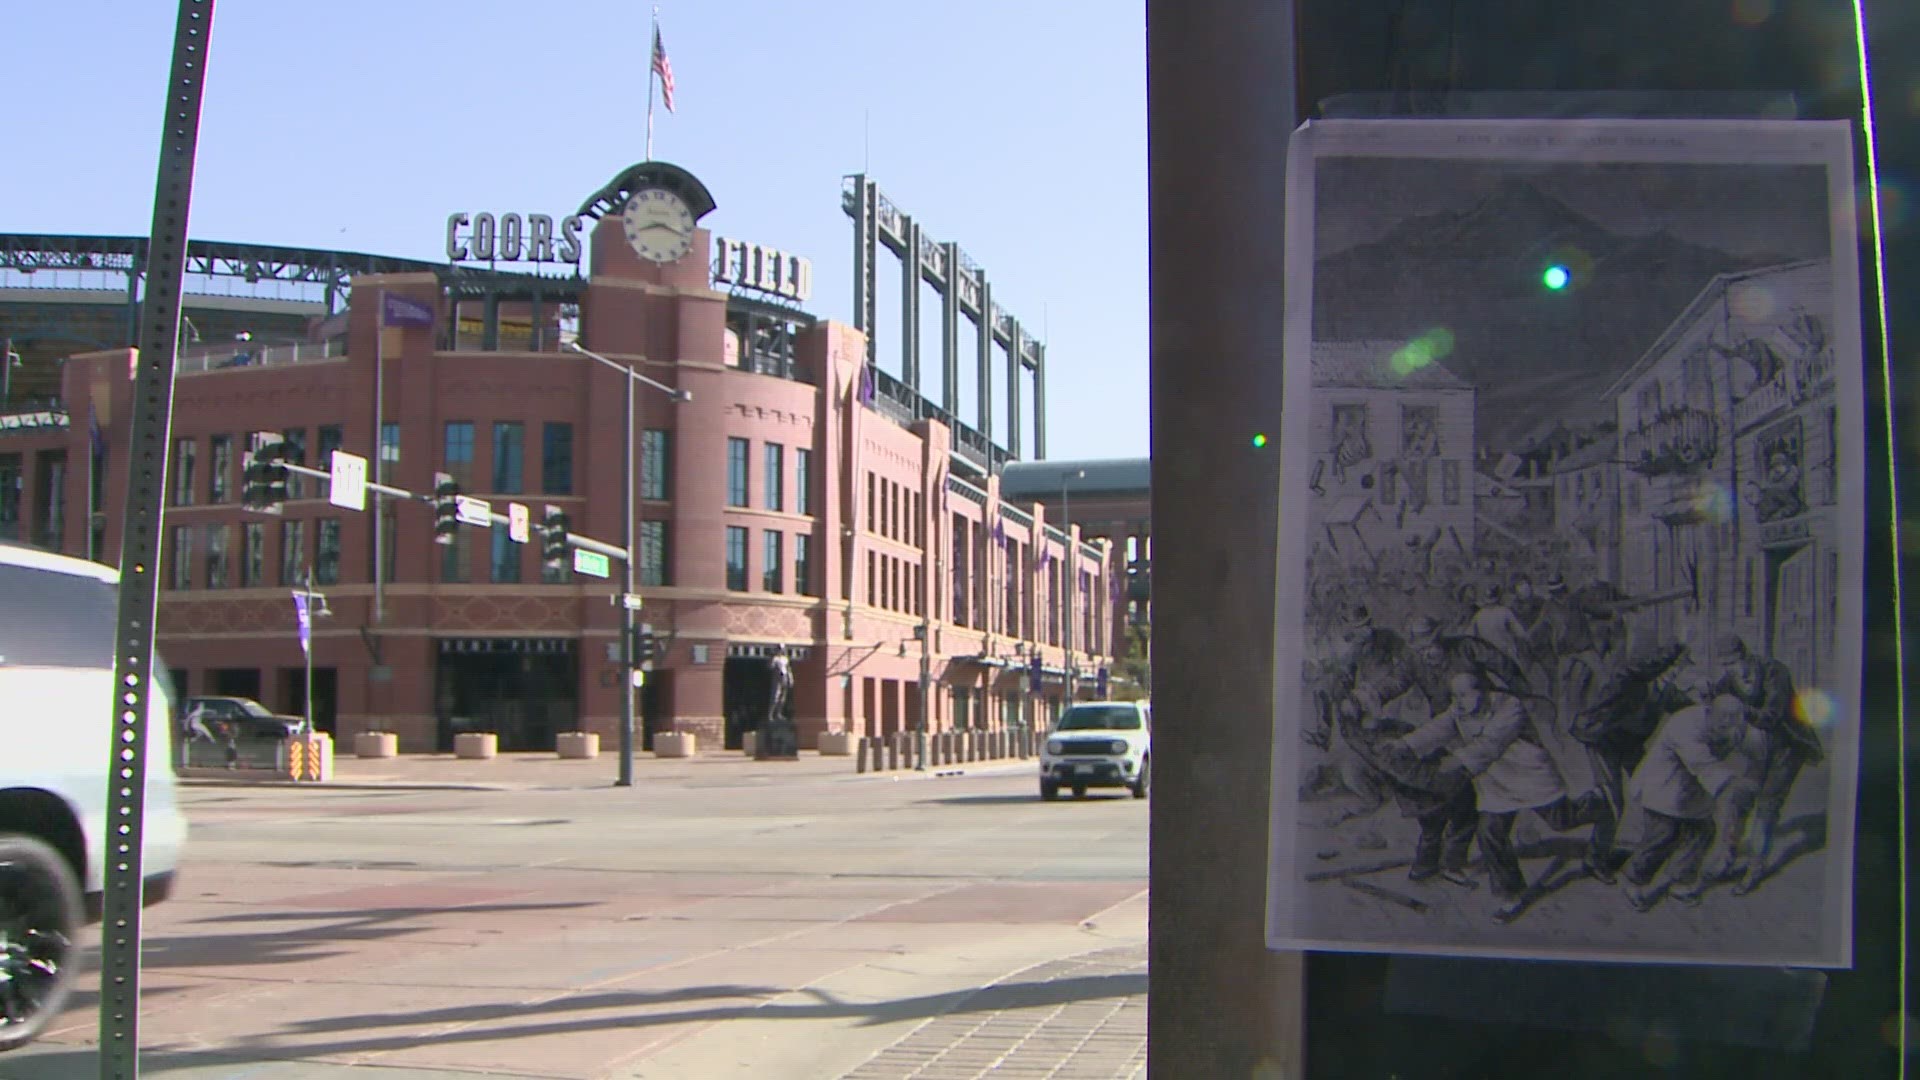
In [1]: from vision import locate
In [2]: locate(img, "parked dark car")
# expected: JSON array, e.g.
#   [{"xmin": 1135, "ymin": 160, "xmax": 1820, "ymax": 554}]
[{"xmin": 184, "ymin": 696, "xmax": 303, "ymax": 741}]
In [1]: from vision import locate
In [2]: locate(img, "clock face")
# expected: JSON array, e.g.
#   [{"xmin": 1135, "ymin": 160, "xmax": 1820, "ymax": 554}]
[{"xmin": 622, "ymin": 187, "xmax": 696, "ymax": 263}]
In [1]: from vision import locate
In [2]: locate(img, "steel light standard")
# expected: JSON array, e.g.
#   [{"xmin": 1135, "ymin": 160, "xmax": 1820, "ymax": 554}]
[
  {"xmin": 1060, "ymin": 468, "xmax": 1086, "ymax": 703},
  {"xmin": 562, "ymin": 337, "xmax": 691, "ymax": 787}
]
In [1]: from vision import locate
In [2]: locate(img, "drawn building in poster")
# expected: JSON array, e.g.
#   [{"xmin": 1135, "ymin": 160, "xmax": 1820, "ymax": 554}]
[
  {"xmin": 1268, "ymin": 118, "xmax": 1865, "ymax": 970},
  {"xmin": 1604, "ymin": 258, "xmax": 1841, "ymax": 684},
  {"xmin": 1307, "ymin": 340, "xmax": 1476, "ymax": 570}
]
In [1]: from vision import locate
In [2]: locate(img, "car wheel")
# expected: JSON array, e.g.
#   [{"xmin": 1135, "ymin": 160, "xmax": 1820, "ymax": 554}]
[
  {"xmin": 0, "ymin": 834, "xmax": 83, "ymax": 1053},
  {"xmin": 1131, "ymin": 759, "xmax": 1151, "ymax": 800},
  {"xmin": 1072, "ymin": 785, "xmax": 1088, "ymax": 799},
  {"xmin": 1040, "ymin": 780, "xmax": 1059, "ymax": 802}
]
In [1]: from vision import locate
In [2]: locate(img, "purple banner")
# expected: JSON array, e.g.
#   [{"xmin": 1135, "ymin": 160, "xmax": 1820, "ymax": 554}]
[
  {"xmin": 292, "ymin": 593, "xmax": 312, "ymax": 654},
  {"xmin": 381, "ymin": 293, "xmax": 436, "ymax": 329}
]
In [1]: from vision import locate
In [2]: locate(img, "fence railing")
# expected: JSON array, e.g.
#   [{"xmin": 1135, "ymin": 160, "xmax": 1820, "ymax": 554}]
[{"xmin": 178, "ymin": 338, "xmax": 346, "ymax": 374}]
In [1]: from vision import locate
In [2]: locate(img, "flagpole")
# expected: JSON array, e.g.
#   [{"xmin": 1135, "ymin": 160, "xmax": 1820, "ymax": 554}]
[{"xmin": 645, "ymin": 7, "xmax": 659, "ymax": 160}]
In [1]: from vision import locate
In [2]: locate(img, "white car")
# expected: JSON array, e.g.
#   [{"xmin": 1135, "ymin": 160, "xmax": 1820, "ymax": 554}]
[
  {"xmin": 0, "ymin": 544, "xmax": 189, "ymax": 1052},
  {"xmin": 1039, "ymin": 700, "xmax": 1151, "ymax": 801}
]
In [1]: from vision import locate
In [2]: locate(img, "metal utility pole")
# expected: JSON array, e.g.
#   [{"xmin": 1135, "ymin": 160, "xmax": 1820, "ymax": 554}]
[
  {"xmin": 621, "ymin": 363, "xmax": 636, "ymax": 785},
  {"xmin": 562, "ymin": 338, "xmax": 689, "ymax": 787},
  {"xmin": 916, "ymin": 559, "xmax": 935, "ymax": 770},
  {"xmin": 1060, "ymin": 468, "xmax": 1084, "ymax": 703},
  {"xmin": 100, "ymin": 3, "xmax": 214, "ymax": 1075},
  {"xmin": 1147, "ymin": 1, "xmax": 1303, "ymax": 1076}
]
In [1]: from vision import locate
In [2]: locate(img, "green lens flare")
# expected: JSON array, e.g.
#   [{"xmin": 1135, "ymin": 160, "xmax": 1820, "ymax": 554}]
[
  {"xmin": 1543, "ymin": 264, "xmax": 1571, "ymax": 290},
  {"xmin": 1251, "ymin": 433, "xmax": 1268, "ymax": 448}
]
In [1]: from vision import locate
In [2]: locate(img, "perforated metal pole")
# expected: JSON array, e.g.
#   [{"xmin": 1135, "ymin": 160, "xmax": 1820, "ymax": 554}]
[{"xmin": 99, "ymin": 3, "xmax": 215, "ymax": 1076}]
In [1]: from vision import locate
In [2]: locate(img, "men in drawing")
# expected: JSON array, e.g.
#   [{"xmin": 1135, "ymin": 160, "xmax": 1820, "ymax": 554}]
[
  {"xmin": 1710, "ymin": 635, "xmax": 1824, "ymax": 895},
  {"xmin": 1393, "ymin": 671, "xmax": 1619, "ymax": 923},
  {"xmin": 1620, "ymin": 694, "xmax": 1762, "ymax": 910}
]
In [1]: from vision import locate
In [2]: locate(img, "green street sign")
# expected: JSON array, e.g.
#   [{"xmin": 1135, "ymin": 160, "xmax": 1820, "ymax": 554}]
[{"xmin": 572, "ymin": 549, "xmax": 611, "ymax": 579}]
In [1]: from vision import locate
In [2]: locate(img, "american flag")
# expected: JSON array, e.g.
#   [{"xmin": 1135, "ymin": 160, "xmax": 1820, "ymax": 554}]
[{"xmin": 652, "ymin": 25, "xmax": 676, "ymax": 113}]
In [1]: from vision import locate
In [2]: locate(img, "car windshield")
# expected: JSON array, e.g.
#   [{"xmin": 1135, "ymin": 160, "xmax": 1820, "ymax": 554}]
[
  {"xmin": 1054, "ymin": 705, "xmax": 1141, "ymax": 731},
  {"xmin": 237, "ymin": 700, "xmax": 276, "ymax": 719}
]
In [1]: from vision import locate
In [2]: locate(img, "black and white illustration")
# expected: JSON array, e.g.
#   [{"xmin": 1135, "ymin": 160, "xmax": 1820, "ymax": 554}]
[{"xmin": 1267, "ymin": 119, "xmax": 1866, "ymax": 967}]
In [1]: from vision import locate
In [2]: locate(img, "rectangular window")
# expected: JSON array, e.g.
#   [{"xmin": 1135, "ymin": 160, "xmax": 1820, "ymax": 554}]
[
  {"xmin": 868, "ymin": 474, "xmax": 877, "ymax": 532},
  {"xmin": 638, "ymin": 520, "xmax": 669, "ymax": 587},
  {"xmin": 541, "ymin": 422, "xmax": 573, "ymax": 495},
  {"xmin": 32, "ymin": 449, "xmax": 66, "ymax": 549},
  {"xmin": 490, "ymin": 523, "xmax": 520, "ymax": 583},
  {"xmin": 641, "ymin": 429, "xmax": 671, "ymax": 500},
  {"xmin": 316, "ymin": 518, "xmax": 342, "ymax": 585},
  {"xmin": 380, "ymin": 423, "xmax": 400, "ymax": 484},
  {"xmin": 794, "ymin": 533, "xmax": 814, "ymax": 597},
  {"xmin": 725, "ymin": 526, "xmax": 749, "ymax": 591},
  {"xmin": 790, "ymin": 448, "xmax": 811, "ymax": 517},
  {"xmin": 208, "ymin": 435, "xmax": 232, "ymax": 503},
  {"xmin": 242, "ymin": 522, "xmax": 265, "ymax": 586},
  {"xmin": 764, "ymin": 443, "xmax": 784, "ymax": 511},
  {"xmin": 375, "ymin": 505, "xmax": 397, "ymax": 584},
  {"xmin": 317, "ymin": 424, "xmax": 344, "ymax": 474},
  {"xmin": 280, "ymin": 520, "xmax": 306, "ymax": 586},
  {"xmin": 1441, "ymin": 460, "xmax": 1462, "ymax": 506},
  {"xmin": 440, "ymin": 530, "xmax": 469, "ymax": 583},
  {"xmin": 0, "ymin": 454, "xmax": 19, "ymax": 542},
  {"xmin": 764, "ymin": 531, "xmax": 784, "ymax": 593},
  {"xmin": 727, "ymin": 437, "xmax": 749, "ymax": 507},
  {"xmin": 204, "ymin": 524, "xmax": 230, "ymax": 588},
  {"xmin": 171, "ymin": 438, "xmax": 196, "ymax": 506},
  {"xmin": 284, "ymin": 428, "xmax": 307, "ymax": 497},
  {"xmin": 868, "ymin": 550, "xmax": 877, "ymax": 605},
  {"xmin": 168, "ymin": 525, "xmax": 194, "ymax": 589},
  {"xmin": 442, "ymin": 421, "xmax": 475, "ymax": 489},
  {"xmin": 492, "ymin": 421, "xmax": 525, "ymax": 493}
]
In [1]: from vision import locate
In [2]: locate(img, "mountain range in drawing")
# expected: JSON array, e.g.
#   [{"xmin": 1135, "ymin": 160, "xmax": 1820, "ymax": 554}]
[{"xmin": 1312, "ymin": 176, "xmax": 1797, "ymax": 452}]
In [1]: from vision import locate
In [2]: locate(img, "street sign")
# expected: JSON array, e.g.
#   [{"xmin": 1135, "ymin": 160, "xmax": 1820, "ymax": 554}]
[
  {"xmin": 573, "ymin": 548, "xmax": 611, "ymax": 578},
  {"xmin": 621, "ymin": 592, "xmax": 644, "ymax": 610},
  {"xmin": 456, "ymin": 494, "xmax": 491, "ymax": 528},
  {"xmin": 328, "ymin": 449, "xmax": 368, "ymax": 511},
  {"xmin": 508, "ymin": 501, "xmax": 530, "ymax": 543}
]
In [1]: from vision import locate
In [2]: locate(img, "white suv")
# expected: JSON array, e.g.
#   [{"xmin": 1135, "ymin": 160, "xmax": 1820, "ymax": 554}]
[
  {"xmin": 0, "ymin": 544, "xmax": 189, "ymax": 1052},
  {"xmin": 1039, "ymin": 700, "xmax": 1151, "ymax": 801}
]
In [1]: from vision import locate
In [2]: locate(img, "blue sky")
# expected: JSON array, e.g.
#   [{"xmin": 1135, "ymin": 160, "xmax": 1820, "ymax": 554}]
[{"xmin": 2, "ymin": 0, "xmax": 1148, "ymax": 460}]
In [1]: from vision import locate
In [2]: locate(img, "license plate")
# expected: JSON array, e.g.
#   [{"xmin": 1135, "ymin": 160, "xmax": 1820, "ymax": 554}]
[{"xmin": 1075, "ymin": 764, "xmax": 1094, "ymax": 775}]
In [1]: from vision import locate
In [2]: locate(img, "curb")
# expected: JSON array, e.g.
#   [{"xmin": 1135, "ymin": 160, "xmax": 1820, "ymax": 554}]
[{"xmin": 181, "ymin": 779, "xmax": 510, "ymax": 792}]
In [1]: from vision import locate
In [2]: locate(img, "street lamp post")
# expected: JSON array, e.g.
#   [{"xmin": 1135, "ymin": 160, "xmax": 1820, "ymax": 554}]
[
  {"xmin": 562, "ymin": 339, "xmax": 691, "ymax": 788},
  {"xmin": 1061, "ymin": 468, "xmax": 1085, "ymax": 703}
]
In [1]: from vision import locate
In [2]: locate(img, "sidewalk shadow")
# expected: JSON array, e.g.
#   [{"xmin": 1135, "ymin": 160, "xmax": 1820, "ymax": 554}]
[
  {"xmin": 26, "ymin": 969, "xmax": 1148, "ymax": 1071},
  {"xmin": 76, "ymin": 902, "xmax": 600, "ymax": 973}
]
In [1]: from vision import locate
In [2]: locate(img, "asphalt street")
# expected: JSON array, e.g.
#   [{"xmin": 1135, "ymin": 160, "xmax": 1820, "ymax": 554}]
[{"xmin": 2, "ymin": 756, "xmax": 1148, "ymax": 1080}]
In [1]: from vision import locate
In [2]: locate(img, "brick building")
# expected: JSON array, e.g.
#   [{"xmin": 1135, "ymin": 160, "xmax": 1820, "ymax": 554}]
[{"xmin": 0, "ymin": 163, "xmax": 1115, "ymax": 752}]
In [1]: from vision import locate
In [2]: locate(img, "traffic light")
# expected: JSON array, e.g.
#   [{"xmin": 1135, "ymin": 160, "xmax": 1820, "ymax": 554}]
[
  {"xmin": 241, "ymin": 431, "xmax": 288, "ymax": 514},
  {"xmin": 633, "ymin": 627, "xmax": 658, "ymax": 667},
  {"xmin": 432, "ymin": 472, "xmax": 460, "ymax": 545},
  {"xmin": 541, "ymin": 504, "xmax": 569, "ymax": 568}
]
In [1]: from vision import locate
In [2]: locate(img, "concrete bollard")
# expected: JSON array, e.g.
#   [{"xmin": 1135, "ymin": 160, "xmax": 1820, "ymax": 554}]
[
  {"xmin": 857, "ymin": 737, "xmax": 869, "ymax": 773},
  {"xmin": 887, "ymin": 735, "xmax": 899, "ymax": 771},
  {"xmin": 454, "ymin": 732, "xmax": 498, "ymax": 760},
  {"xmin": 556, "ymin": 732, "xmax": 599, "ymax": 759},
  {"xmin": 741, "ymin": 731, "xmax": 758, "ymax": 757},
  {"xmin": 355, "ymin": 732, "xmax": 398, "ymax": 759},
  {"xmin": 655, "ymin": 731, "xmax": 696, "ymax": 757}
]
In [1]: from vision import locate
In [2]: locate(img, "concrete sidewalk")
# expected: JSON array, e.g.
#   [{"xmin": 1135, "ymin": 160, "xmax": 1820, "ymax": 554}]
[{"xmin": 181, "ymin": 749, "xmax": 1036, "ymax": 793}]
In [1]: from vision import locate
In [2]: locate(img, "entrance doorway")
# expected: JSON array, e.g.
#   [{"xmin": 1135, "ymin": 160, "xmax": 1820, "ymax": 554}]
[
  {"xmin": 209, "ymin": 667, "xmax": 262, "ymax": 700},
  {"xmin": 434, "ymin": 639, "xmax": 579, "ymax": 752},
  {"xmin": 640, "ymin": 669, "xmax": 670, "ymax": 751},
  {"xmin": 723, "ymin": 656, "xmax": 785, "ymax": 750}
]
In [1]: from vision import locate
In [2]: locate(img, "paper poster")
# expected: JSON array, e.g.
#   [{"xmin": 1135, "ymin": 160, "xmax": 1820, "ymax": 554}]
[{"xmin": 1267, "ymin": 118, "xmax": 1866, "ymax": 968}]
